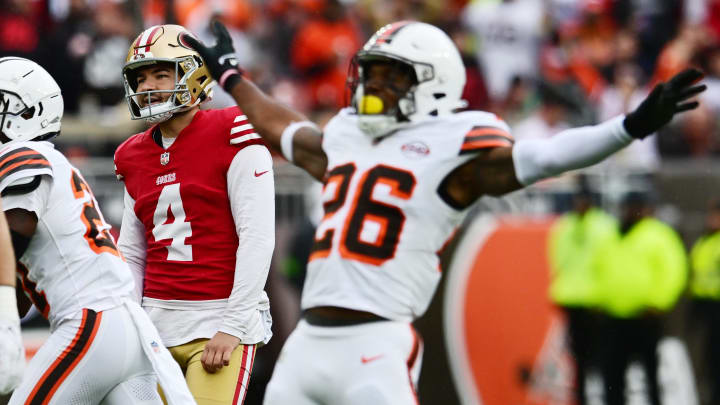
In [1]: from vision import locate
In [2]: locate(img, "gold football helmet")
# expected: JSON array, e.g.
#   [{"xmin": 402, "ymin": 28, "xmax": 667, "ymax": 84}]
[{"xmin": 123, "ymin": 24, "xmax": 214, "ymax": 123}]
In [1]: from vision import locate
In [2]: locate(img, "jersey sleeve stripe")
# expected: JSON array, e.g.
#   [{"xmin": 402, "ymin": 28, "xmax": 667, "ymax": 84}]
[
  {"xmin": 0, "ymin": 159, "xmax": 51, "ymax": 182},
  {"xmin": 0, "ymin": 147, "xmax": 39, "ymax": 165},
  {"xmin": 0, "ymin": 152, "xmax": 48, "ymax": 171},
  {"xmin": 464, "ymin": 127, "xmax": 513, "ymax": 142},
  {"xmin": 230, "ymin": 128, "xmax": 257, "ymax": 139},
  {"xmin": 460, "ymin": 139, "xmax": 513, "ymax": 154},
  {"xmin": 231, "ymin": 124, "xmax": 254, "ymax": 134},
  {"xmin": 230, "ymin": 133, "xmax": 261, "ymax": 144},
  {"xmin": 234, "ymin": 114, "xmax": 248, "ymax": 123},
  {"xmin": 463, "ymin": 134, "xmax": 514, "ymax": 144}
]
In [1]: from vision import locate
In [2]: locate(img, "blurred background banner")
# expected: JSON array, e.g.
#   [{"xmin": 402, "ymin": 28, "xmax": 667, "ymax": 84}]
[{"xmin": 444, "ymin": 216, "xmax": 568, "ymax": 405}]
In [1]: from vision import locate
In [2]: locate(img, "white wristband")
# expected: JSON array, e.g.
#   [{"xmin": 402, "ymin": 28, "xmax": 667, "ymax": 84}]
[
  {"xmin": 0, "ymin": 285, "xmax": 19, "ymax": 321},
  {"xmin": 280, "ymin": 121, "xmax": 319, "ymax": 163}
]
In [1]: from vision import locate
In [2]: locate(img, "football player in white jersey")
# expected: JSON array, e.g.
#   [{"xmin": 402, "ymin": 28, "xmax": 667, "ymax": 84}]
[
  {"xmin": 0, "ymin": 57, "xmax": 196, "ymax": 405},
  {"xmin": 185, "ymin": 21, "xmax": 705, "ymax": 405}
]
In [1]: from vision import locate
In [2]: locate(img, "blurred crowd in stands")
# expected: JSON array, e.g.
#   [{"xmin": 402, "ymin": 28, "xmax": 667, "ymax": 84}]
[{"xmin": 2, "ymin": 0, "xmax": 720, "ymax": 167}]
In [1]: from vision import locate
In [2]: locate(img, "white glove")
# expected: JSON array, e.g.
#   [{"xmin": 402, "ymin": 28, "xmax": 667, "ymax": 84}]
[{"xmin": 0, "ymin": 317, "xmax": 24, "ymax": 394}]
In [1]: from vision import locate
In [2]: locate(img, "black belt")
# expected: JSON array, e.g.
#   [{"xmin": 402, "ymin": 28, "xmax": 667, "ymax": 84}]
[{"xmin": 302, "ymin": 310, "xmax": 388, "ymax": 327}]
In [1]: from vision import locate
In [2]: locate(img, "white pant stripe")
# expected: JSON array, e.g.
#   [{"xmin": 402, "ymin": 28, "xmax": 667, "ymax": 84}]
[{"xmin": 232, "ymin": 345, "xmax": 256, "ymax": 405}]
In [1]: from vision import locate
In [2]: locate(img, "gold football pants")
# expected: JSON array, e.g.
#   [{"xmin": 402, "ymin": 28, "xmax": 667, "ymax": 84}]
[{"xmin": 160, "ymin": 339, "xmax": 256, "ymax": 405}]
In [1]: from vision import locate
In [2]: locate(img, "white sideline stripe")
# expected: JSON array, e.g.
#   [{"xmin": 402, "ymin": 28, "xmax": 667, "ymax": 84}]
[
  {"xmin": 230, "ymin": 133, "xmax": 261, "ymax": 144},
  {"xmin": 231, "ymin": 124, "xmax": 254, "ymax": 134},
  {"xmin": 234, "ymin": 115, "xmax": 247, "ymax": 123}
]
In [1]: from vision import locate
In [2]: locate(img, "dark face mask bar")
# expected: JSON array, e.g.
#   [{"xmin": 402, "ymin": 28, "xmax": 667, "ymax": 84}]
[{"xmin": 0, "ymin": 90, "xmax": 30, "ymax": 136}]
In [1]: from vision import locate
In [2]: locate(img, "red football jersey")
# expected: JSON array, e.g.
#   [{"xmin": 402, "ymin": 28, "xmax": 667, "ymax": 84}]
[{"xmin": 115, "ymin": 107, "xmax": 265, "ymax": 300}]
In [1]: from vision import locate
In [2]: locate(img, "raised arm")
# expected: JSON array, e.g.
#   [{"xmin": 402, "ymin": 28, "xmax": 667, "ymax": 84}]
[
  {"xmin": 182, "ymin": 21, "xmax": 328, "ymax": 181},
  {"xmin": 443, "ymin": 68, "xmax": 707, "ymax": 207}
]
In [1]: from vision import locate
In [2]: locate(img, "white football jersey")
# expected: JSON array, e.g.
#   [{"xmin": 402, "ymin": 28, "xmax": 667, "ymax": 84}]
[
  {"xmin": 302, "ymin": 108, "xmax": 513, "ymax": 321},
  {"xmin": 0, "ymin": 141, "xmax": 133, "ymax": 328}
]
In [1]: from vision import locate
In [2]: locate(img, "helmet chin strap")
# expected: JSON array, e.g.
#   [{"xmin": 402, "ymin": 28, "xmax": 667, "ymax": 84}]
[
  {"xmin": 357, "ymin": 115, "xmax": 403, "ymax": 138},
  {"xmin": 145, "ymin": 111, "xmax": 173, "ymax": 124},
  {"xmin": 354, "ymin": 81, "xmax": 416, "ymax": 138}
]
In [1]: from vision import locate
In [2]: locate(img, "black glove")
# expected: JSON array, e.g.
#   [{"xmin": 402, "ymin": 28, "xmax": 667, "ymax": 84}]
[
  {"xmin": 623, "ymin": 68, "xmax": 706, "ymax": 139},
  {"xmin": 181, "ymin": 20, "xmax": 243, "ymax": 92}
]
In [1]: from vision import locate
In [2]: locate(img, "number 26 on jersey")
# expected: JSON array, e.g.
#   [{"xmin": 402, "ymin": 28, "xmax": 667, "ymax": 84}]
[{"xmin": 310, "ymin": 164, "xmax": 416, "ymax": 266}]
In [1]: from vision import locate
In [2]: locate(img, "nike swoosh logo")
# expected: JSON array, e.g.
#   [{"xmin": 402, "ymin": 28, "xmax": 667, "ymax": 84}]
[
  {"xmin": 361, "ymin": 354, "xmax": 384, "ymax": 364},
  {"xmin": 254, "ymin": 170, "xmax": 270, "ymax": 177}
]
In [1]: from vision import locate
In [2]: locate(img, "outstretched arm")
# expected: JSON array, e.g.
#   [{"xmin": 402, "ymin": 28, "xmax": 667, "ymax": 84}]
[
  {"xmin": 183, "ymin": 21, "xmax": 328, "ymax": 181},
  {"xmin": 444, "ymin": 68, "xmax": 707, "ymax": 206}
]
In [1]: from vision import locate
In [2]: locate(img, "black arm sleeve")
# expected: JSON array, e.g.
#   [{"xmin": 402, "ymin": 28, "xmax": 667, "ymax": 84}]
[{"xmin": 1, "ymin": 176, "xmax": 42, "ymax": 197}]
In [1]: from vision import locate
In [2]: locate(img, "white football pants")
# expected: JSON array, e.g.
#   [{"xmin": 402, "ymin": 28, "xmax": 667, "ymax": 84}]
[
  {"xmin": 9, "ymin": 303, "xmax": 194, "ymax": 405},
  {"xmin": 264, "ymin": 319, "xmax": 423, "ymax": 405}
]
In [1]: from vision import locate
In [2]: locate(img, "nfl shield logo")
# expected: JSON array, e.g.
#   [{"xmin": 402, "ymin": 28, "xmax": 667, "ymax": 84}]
[{"xmin": 160, "ymin": 152, "xmax": 170, "ymax": 166}]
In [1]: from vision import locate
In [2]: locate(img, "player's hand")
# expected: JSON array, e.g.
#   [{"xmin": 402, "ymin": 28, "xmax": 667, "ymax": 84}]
[
  {"xmin": 623, "ymin": 68, "xmax": 706, "ymax": 139},
  {"xmin": 0, "ymin": 317, "xmax": 25, "ymax": 394},
  {"xmin": 201, "ymin": 332, "xmax": 240, "ymax": 373},
  {"xmin": 181, "ymin": 20, "xmax": 243, "ymax": 92}
]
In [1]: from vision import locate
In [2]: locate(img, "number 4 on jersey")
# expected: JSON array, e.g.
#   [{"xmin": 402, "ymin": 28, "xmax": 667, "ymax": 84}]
[{"xmin": 152, "ymin": 183, "xmax": 193, "ymax": 261}]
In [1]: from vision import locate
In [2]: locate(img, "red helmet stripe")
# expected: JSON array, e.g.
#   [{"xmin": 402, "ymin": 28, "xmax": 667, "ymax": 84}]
[
  {"xmin": 375, "ymin": 21, "xmax": 413, "ymax": 44},
  {"xmin": 143, "ymin": 26, "xmax": 162, "ymax": 52}
]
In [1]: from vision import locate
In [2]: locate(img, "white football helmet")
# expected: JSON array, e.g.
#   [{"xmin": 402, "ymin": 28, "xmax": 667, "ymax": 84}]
[
  {"xmin": 349, "ymin": 21, "xmax": 467, "ymax": 138},
  {"xmin": 123, "ymin": 25, "xmax": 214, "ymax": 124},
  {"xmin": 0, "ymin": 57, "xmax": 63, "ymax": 144}
]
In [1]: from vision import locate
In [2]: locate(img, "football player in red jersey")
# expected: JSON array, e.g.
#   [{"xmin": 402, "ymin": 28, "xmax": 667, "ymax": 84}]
[
  {"xmin": 116, "ymin": 24, "xmax": 274, "ymax": 405},
  {"xmin": 186, "ymin": 20, "xmax": 704, "ymax": 405}
]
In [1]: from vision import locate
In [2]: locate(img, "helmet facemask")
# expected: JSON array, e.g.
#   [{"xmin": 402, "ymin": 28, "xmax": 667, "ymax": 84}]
[
  {"xmin": 349, "ymin": 22, "xmax": 469, "ymax": 138},
  {"xmin": 0, "ymin": 90, "xmax": 61, "ymax": 145},
  {"xmin": 349, "ymin": 53, "xmax": 422, "ymax": 138},
  {"xmin": 124, "ymin": 56, "xmax": 212, "ymax": 124}
]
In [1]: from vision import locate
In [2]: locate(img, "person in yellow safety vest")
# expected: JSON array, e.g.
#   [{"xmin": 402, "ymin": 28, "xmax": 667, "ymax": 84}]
[
  {"xmin": 689, "ymin": 201, "xmax": 720, "ymax": 405},
  {"xmin": 548, "ymin": 175, "xmax": 619, "ymax": 405},
  {"xmin": 597, "ymin": 191, "xmax": 688, "ymax": 405}
]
